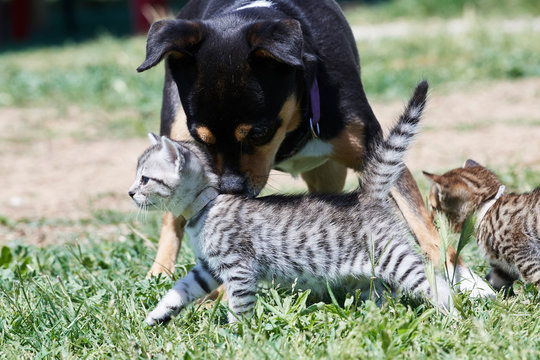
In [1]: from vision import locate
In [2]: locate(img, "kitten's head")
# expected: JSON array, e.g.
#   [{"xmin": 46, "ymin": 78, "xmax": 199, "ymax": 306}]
[
  {"xmin": 128, "ymin": 133, "xmax": 219, "ymax": 216},
  {"xmin": 423, "ymin": 159, "xmax": 503, "ymax": 231}
]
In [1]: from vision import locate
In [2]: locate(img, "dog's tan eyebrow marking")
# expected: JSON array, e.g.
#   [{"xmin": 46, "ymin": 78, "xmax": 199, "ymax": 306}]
[
  {"xmin": 234, "ymin": 124, "xmax": 252, "ymax": 142},
  {"xmin": 196, "ymin": 126, "xmax": 216, "ymax": 145}
]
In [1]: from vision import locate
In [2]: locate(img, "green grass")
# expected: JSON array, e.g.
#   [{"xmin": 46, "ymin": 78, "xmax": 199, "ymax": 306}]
[
  {"xmin": 0, "ymin": 35, "xmax": 162, "ymax": 139},
  {"xmin": 358, "ymin": 27, "xmax": 540, "ymax": 100},
  {"xmin": 344, "ymin": 0, "xmax": 540, "ymax": 23},
  {"xmin": 2, "ymin": 167, "xmax": 540, "ymax": 358},
  {"xmin": 1, "ymin": 206, "xmax": 540, "ymax": 359}
]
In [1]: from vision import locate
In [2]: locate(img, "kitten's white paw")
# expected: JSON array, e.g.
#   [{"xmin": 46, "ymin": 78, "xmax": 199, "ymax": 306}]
[
  {"xmin": 455, "ymin": 266, "xmax": 495, "ymax": 298},
  {"xmin": 433, "ymin": 275, "xmax": 454, "ymax": 311},
  {"xmin": 145, "ymin": 290, "xmax": 184, "ymax": 326},
  {"xmin": 145, "ymin": 313, "xmax": 158, "ymax": 326},
  {"xmin": 227, "ymin": 312, "xmax": 239, "ymax": 324},
  {"xmin": 145, "ymin": 305, "xmax": 174, "ymax": 326}
]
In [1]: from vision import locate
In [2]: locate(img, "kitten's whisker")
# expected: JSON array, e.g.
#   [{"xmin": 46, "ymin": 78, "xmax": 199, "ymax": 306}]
[
  {"xmin": 130, "ymin": 207, "xmax": 141, "ymax": 224},
  {"xmin": 135, "ymin": 205, "xmax": 142, "ymax": 223},
  {"xmin": 142, "ymin": 203, "xmax": 147, "ymax": 223},
  {"xmin": 262, "ymin": 182, "xmax": 282, "ymax": 192},
  {"xmin": 159, "ymin": 199, "xmax": 169, "ymax": 213},
  {"xmin": 267, "ymin": 172, "xmax": 294, "ymax": 177}
]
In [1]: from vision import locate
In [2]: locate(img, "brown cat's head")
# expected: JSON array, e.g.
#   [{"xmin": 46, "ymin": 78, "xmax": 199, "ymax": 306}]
[{"xmin": 423, "ymin": 159, "xmax": 503, "ymax": 232}]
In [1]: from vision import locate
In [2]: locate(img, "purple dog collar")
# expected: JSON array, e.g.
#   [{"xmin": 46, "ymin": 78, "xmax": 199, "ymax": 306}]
[{"xmin": 308, "ymin": 76, "xmax": 321, "ymax": 138}]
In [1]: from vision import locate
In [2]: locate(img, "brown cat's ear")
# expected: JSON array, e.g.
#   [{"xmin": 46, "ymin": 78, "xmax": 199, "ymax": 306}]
[
  {"xmin": 463, "ymin": 159, "xmax": 481, "ymax": 168},
  {"xmin": 422, "ymin": 171, "xmax": 441, "ymax": 218},
  {"xmin": 422, "ymin": 171, "xmax": 441, "ymax": 184}
]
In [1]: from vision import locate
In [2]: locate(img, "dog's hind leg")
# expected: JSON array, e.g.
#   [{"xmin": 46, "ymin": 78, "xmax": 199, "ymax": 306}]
[
  {"xmin": 328, "ymin": 118, "xmax": 491, "ymax": 296},
  {"xmin": 391, "ymin": 168, "xmax": 494, "ymax": 297}
]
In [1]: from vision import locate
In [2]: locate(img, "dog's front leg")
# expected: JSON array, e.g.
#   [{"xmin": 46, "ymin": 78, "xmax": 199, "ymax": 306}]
[
  {"xmin": 146, "ymin": 262, "xmax": 221, "ymax": 325},
  {"xmin": 147, "ymin": 212, "xmax": 186, "ymax": 278},
  {"xmin": 147, "ymin": 64, "xmax": 192, "ymax": 278}
]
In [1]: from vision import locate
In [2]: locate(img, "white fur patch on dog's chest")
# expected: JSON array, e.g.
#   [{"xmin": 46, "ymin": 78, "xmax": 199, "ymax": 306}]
[
  {"xmin": 236, "ymin": 0, "xmax": 274, "ymax": 11},
  {"xmin": 275, "ymin": 138, "xmax": 333, "ymax": 175}
]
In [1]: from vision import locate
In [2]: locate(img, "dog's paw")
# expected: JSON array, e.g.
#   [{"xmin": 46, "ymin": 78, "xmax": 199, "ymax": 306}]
[{"xmin": 146, "ymin": 263, "xmax": 174, "ymax": 279}]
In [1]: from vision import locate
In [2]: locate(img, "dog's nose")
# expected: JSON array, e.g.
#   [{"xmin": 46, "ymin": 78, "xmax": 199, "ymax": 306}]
[
  {"xmin": 219, "ymin": 173, "xmax": 246, "ymax": 195},
  {"xmin": 128, "ymin": 191, "xmax": 135, "ymax": 198}
]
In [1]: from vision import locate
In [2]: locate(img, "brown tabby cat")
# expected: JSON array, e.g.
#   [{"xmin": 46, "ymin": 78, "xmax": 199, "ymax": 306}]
[{"xmin": 423, "ymin": 159, "xmax": 540, "ymax": 291}]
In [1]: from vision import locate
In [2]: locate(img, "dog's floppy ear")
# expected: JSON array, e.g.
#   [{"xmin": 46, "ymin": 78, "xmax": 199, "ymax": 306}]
[
  {"xmin": 138, "ymin": 19, "xmax": 205, "ymax": 72},
  {"xmin": 247, "ymin": 19, "xmax": 304, "ymax": 68}
]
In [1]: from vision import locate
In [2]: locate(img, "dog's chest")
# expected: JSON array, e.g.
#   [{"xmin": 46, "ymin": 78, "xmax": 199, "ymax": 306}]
[{"xmin": 275, "ymin": 138, "xmax": 333, "ymax": 175}]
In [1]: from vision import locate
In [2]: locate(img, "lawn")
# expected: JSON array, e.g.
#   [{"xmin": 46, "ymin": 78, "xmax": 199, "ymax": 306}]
[
  {"xmin": 1, "ymin": 0, "xmax": 540, "ymax": 358},
  {"xmin": 2, "ymin": 207, "xmax": 540, "ymax": 358}
]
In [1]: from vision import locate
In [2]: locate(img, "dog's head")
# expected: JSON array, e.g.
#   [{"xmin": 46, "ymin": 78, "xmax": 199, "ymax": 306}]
[{"xmin": 138, "ymin": 16, "xmax": 313, "ymax": 196}]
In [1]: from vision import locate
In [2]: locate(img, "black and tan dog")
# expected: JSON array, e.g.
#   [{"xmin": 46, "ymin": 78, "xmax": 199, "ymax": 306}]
[{"xmin": 137, "ymin": 0, "xmax": 492, "ymax": 296}]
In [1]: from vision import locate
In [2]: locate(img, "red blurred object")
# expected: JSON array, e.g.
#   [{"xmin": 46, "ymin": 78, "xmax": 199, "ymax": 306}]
[
  {"xmin": 11, "ymin": 0, "xmax": 30, "ymax": 40},
  {"xmin": 132, "ymin": 0, "xmax": 167, "ymax": 34}
]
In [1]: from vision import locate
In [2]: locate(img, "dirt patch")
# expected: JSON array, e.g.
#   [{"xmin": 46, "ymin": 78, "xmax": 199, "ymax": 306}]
[
  {"xmin": 374, "ymin": 77, "xmax": 540, "ymax": 171},
  {"xmin": 0, "ymin": 137, "xmax": 145, "ymax": 220},
  {"xmin": 1, "ymin": 78, "xmax": 539, "ymax": 236}
]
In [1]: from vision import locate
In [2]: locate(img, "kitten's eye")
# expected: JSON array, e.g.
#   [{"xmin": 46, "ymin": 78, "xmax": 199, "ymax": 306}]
[{"xmin": 141, "ymin": 176, "xmax": 150, "ymax": 185}]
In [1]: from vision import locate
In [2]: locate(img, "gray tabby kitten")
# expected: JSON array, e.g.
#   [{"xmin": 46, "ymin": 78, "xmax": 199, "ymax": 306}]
[
  {"xmin": 424, "ymin": 160, "xmax": 540, "ymax": 291},
  {"xmin": 129, "ymin": 81, "xmax": 452, "ymax": 325}
]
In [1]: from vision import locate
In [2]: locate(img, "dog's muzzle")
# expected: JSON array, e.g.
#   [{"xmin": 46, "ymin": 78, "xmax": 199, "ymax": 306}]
[{"xmin": 219, "ymin": 171, "xmax": 248, "ymax": 196}]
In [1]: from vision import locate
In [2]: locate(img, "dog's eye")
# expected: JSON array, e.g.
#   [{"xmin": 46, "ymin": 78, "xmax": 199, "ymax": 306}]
[
  {"xmin": 251, "ymin": 129, "xmax": 268, "ymax": 139},
  {"xmin": 249, "ymin": 127, "xmax": 274, "ymax": 145},
  {"xmin": 141, "ymin": 176, "xmax": 150, "ymax": 185}
]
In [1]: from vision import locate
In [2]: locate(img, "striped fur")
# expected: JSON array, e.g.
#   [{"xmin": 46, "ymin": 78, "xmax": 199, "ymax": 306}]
[
  {"xmin": 129, "ymin": 81, "xmax": 452, "ymax": 325},
  {"xmin": 424, "ymin": 161, "xmax": 540, "ymax": 291},
  {"xmin": 362, "ymin": 80, "xmax": 427, "ymax": 200}
]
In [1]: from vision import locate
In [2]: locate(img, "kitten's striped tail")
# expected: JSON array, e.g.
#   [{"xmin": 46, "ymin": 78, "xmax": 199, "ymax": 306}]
[{"xmin": 361, "ymin": 80, "xmax": 428, "ymax": 200}]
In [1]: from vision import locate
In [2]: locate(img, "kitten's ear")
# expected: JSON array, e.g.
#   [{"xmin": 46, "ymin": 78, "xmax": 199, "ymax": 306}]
[
  {"xmin": 160, "ymin": 136, "xmax": 184, "ymax": 169},
  {"xmin": 423, "ymin": 171, "xmax": 443, "ymax": 212},
  {"xmin": 422, "ymin": 171, "xmax": 441, "ymax": 184},
  {"xmin": 463, "ymin": 159, "xmax": 481, "ymax": 168},
  {"xmin": 148, "ymin": 132, "xmax": 160, "ymax": 145}
]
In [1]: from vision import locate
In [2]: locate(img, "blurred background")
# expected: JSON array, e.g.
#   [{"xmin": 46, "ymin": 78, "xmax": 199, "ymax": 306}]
[
  {"xmin": 1, "ymin": 0, "xmax": 386, "ymax": 47},
  {"xmin": 1, "ymin": 0, "xmax": 540, "ymax": 244},
  {"xmin": 0, "ymin": 0, "xmax": 188, "ymax": 47}
]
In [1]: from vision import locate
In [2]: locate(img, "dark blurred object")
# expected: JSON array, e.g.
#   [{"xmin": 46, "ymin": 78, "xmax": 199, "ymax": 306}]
[
  {"xmin": 11, "ymin": 0, "xmax": 31, "ymax": 40},
  {"xmin": 0, "ymin": 0, "xmax": 191, "ymax": 49},
  {"xmin": 132, "ymin": 0, "xmax": 168, "ymax": 34},
  {"xmin": 0, "ymin": 0, "xmax": 369, "ymax": 49}
]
